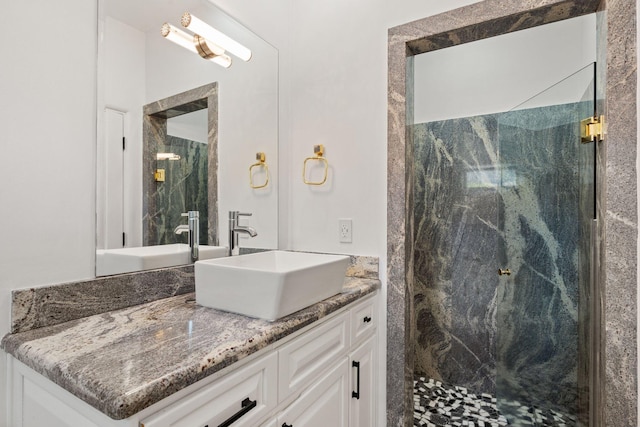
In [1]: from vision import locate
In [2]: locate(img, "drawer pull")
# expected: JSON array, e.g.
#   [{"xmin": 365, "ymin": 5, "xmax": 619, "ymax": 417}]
[
  {"xmin": 352, "ymin": 360, "xmax": 361, "ymax": 399},
  {"xmin": 216, "ymin": 397, "xmax": 257, "ymax": 427},
  {"xmin": 363, "ymin": 316, "xmax": 372, "ymax": 323}
]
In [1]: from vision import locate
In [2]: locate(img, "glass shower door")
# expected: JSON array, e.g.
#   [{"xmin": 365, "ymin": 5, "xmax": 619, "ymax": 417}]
[{"xmin": 495, "ymin": 64, "xmax": 596, "ymax": 426}]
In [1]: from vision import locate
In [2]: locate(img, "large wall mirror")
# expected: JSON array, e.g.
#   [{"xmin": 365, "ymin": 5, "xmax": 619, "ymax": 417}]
[{"xmin": 96, "ymin": 0, "xmax": 278, "ymax": 276}]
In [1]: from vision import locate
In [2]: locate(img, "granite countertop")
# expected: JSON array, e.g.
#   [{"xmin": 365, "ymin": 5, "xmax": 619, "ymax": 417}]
[{"xmin": 1, "ymin": 276, "xmax": 379, "ymax": 420}]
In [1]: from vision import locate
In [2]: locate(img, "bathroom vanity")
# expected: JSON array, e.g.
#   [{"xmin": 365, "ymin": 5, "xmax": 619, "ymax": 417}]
[{"xmin": 3, "ymin": 276, "xmax": 379, "ymax": 427}]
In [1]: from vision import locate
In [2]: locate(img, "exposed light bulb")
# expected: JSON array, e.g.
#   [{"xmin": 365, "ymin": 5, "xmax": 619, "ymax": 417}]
[{"xmin": 181, "ymin": 12, "xmax": 252, "ymax": 61}]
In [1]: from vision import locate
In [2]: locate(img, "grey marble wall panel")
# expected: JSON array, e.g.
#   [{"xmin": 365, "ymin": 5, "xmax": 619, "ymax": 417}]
[
  {"xmin": 387, "ymin": 30, "xmax": 414, "ymax": 427},
  {"xmin": 142, "ymin": 114, "xmax": 166, "ymax": 244},
  {"xmin": 602, "ymin": 1, "xmax": 638, "ymax": 426},
  {"xmin": 10, "ymin": 255, "xmax": 377, "ymax": 335},
  {"xmin": 206, "ymin": 91, "xmax": 219, "ymax": 245},
  {"xmin": 11, "ymin": 266, "xmax": 195, "ymax": 334},
  {"xmin": 413, "ymin": 115, "xmax": 500, "ymax": 395},
  {"xmin": 389, "ymin": 0, "xmax": 600, "ymax": 55},
  {"xmin": 154, "ymin": 136, "xmax": 209, "ymax": 245}
]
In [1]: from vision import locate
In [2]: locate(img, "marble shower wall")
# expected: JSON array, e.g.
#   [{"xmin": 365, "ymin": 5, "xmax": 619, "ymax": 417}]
[
  {"xmin": 142, "ymin": 83, "xmax": 218, "ymax": 248},
  {"xmin": 413, "ymin": 114, "xmax": 500, "ymax": 394},
  {"xmin": 413, "ymin": 102, "xmax": 592, "ymax": 419},
  {"xmin": 154, "ymin": 135, "xmax": 209, "ymax": 245}
]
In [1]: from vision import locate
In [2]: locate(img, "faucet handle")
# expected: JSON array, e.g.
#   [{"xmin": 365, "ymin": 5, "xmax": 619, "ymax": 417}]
[
  {"xmin": 182, "ymin": 211, "xmax": 199, "ymax": 219},
  {"xmin": 229, "ymin": 211, "xmax": 252, "ymax": 220}
]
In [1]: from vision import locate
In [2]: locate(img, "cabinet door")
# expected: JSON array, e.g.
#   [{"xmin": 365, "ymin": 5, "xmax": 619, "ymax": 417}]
[
  {"xmin": 350, "ymin": 295, "xmax": 377, "ymax": 345},
  {"xmin": 278, "ymin": 311, "xmax": 349, "ymax": 403},
  {"xmin": 349, "ymin": 334, "xmax": 377, "ymax": 427},
  {"xmin": 141, "ymin": 352, "xmax": 277, "ymax": 427},
  {"xmin": 277, "ymin": 359, "xmax": 348, "ymax": 427}
]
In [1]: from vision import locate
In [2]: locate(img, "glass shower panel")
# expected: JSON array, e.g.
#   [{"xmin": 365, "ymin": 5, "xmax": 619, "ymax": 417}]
[{"xmin": 495, "ymin": 64, "xmax": 595, "ymax": 426}]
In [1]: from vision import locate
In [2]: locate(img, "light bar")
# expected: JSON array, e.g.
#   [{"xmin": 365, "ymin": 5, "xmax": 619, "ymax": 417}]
[
  {"xmin": 161, "ymin": 23, "xmax": 232, "ymax": 68},
  {"xmin": 181, "ymin": 12, "xmax": 252, "ymax": 61}
]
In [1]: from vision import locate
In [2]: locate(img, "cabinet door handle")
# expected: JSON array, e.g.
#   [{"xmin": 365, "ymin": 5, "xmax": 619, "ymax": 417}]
[
  {"xmin": 352, "ymin": 360, "xmax": 361, "ymax": 399},
  {"xmin": 363, "ymin": 316, "xmax": 372, "ymax": 323},
  {"xmin": 216, "ymin": 397, "xmax": 257, "ymax": 427},
  {"xmin": 282, "ymin": 424, "xmax": 293, "ymax": 427}
]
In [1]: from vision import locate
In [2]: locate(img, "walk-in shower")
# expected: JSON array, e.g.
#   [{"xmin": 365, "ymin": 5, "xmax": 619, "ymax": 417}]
[
  {"xmin": 408, "ymin": 16, "xmax": 598, "ymax": 427},
  {"xmin": 387, "ymin": 1, "xmax": 638, "ymax": 426}
]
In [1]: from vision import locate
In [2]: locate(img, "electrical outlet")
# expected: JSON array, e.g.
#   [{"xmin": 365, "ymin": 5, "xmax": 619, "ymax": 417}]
[{"xmin": 339, "ymin": 218, "xmax": 352, "ymax": 243}]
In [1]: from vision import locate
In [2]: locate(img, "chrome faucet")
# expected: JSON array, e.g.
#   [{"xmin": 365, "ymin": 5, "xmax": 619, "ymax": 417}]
[
  {"xmin": 175, "ymin": 211, "xmax": 199, "ymax": 262},
  {"xmin": 228, "ymin": 211, "xmax": 257, "ymax": 256}
]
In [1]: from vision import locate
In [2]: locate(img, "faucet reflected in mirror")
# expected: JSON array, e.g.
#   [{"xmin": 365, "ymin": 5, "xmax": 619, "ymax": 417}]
[{"xmin": 175, "ymin": 211, "xmax": 200, "ymax": 262}]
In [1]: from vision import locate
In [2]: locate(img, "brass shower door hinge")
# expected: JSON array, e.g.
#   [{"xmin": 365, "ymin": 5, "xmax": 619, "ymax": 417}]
[
  {"xmin": 581, "ymin": 115, "xmax": 604, "ymax": 143},
  {"xmin": 154, "ymin": 169, "xmax": 166, "ymax": 182}
]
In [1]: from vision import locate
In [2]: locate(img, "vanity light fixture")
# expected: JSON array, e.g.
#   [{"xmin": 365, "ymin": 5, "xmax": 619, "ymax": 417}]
[
  {"xmin": 181, "ymin": 12, "xmax": 252, "ymax": 62},
  {"xmin": 156, "ymin": 152, "xmax": 181, "ymax": 161},
  {"xmin": 161, "ymin": 23, "xmax": 232, "ymax": 68}
]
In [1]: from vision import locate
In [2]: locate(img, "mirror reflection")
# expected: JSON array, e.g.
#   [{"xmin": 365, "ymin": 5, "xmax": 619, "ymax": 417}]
[
  {"xmin": 96, "ymin": 0, "xmax": 278, "ymax": 276},
  {"xmin": 158, "ymin": 109, "xmax": 209, "ymax": 245}
]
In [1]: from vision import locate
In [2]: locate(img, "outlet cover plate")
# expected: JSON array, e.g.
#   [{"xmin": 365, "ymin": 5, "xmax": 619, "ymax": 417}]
[{"xmin": 339, "ymin": 218, "xmax": 352, "ymax": 243}]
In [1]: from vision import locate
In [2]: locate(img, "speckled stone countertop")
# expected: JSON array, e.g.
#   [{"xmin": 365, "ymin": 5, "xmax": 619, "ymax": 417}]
[{"xmin": 1, "ymin": 276, "xmax": 379, "ymax": 420}]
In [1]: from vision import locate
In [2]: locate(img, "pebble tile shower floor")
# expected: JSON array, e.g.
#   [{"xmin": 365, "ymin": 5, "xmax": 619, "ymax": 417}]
[{"xmin": 413, "ymin": 376, "xmax": 577, "ymax": 427}]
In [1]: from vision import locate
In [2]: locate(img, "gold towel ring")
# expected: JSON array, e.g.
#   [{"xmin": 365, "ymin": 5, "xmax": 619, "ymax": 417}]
[
  {"xmin": 249, "ymin": 152, "xmax": 269, "ymax": 189},
  {"xmin": 303, "ymin": 145, "xmax": 328, "ymax": 186}
]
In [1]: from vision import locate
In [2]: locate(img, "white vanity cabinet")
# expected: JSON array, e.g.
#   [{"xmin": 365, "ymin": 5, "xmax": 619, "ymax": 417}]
[
  {"xmin": 266, "ymin": 294, "xmax": 378, "ymax": 427},
  {"xmin": 7, "ymin": 293, "xmax": 378, "ymax": 427}
]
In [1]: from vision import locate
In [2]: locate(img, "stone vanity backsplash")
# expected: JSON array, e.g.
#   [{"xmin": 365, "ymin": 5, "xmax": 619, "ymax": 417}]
[{"xmin": 10, "ymin": 253, "xmax": 379, "ymax": 334}]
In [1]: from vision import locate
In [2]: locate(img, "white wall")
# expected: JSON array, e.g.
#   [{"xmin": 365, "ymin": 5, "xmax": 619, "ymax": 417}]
[
  {"xmin": 0, "ymin": 1, "xmax": 97, "ymax": 426},
  {"xmin": 413, "ymin": 14, "xmax": 596, "ymax": 123},
  {"xmin": 285, "ymin": 0, "xmax": 479, "ymax": 257},
  {"xmin": 167, "ymin": 110, "xmax": 209, "ymax": 144}
]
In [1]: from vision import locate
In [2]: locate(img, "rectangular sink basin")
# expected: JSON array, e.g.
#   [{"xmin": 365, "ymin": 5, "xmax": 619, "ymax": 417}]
[
  {"xmin": 96, "ymin": 244, "xmax": 227, "ymax": 276},
  {"xmin": 194, "ymin": 251, "xmax": 350, "ymax": 320}
]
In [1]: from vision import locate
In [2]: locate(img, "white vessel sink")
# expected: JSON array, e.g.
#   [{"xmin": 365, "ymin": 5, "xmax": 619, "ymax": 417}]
[
  {"xmin": 194, "ymin": 251, "xmax": 350, "ymax": 320},
  {"xmin": 96, "ymin": 244, "xmax": 227, "ymax": 276}
]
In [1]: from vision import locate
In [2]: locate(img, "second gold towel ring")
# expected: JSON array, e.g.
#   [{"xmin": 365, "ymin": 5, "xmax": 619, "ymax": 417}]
[
  {"xmin": 249, "ymin": 152, "xmax": 270, "ymax": 189},
  {"xmin": 303, "ymin": 144, "xmax": 329, "ymax": 186}
]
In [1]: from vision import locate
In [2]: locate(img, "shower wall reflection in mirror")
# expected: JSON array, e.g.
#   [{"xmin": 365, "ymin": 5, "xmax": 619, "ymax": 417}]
[{"xmin": 96, "ymin": 0, "xmax": 278, "ymax": 276}]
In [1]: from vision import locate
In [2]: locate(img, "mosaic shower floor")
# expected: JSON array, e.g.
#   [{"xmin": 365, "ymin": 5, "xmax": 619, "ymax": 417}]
[{"xmin": 413, "ymin": 376, "xmax": 577, "ymax": 427}]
